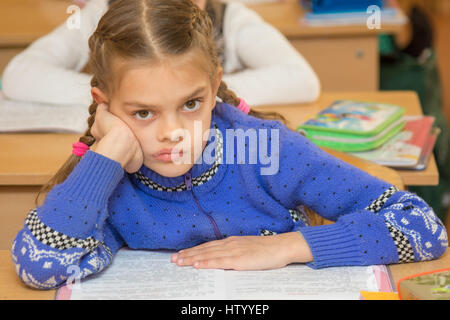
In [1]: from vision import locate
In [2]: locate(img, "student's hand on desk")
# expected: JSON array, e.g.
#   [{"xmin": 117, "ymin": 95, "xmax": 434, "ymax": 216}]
[
  {"xmin": 91, "ymin": 103, "xmax": 144, "ymax": 173},
  {"xmin": 171, "ymin": 232, "xmax": 313, "ymax": 270}
]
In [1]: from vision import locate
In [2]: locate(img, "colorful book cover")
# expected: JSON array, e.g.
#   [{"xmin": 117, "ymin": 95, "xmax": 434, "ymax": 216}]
[
  {"xmin": 300, "ymin": 100, "xmax": 405, "ymax": 135},
  {"xmin": 350, "ymin": 116, "xmax": 436, "ymax": 167},
  {"xmin": 398, "ymin": 268, "xmax": 450, "ymax": 300}
]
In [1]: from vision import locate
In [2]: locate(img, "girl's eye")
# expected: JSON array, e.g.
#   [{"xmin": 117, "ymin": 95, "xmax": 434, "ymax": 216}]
[
  {"xmin": 183, "ymin": 99, "xmax": 200, "ymax": 112},
  {"xmin": 135, "ymin": 110, "xmax": 153, "ymax": 120}
]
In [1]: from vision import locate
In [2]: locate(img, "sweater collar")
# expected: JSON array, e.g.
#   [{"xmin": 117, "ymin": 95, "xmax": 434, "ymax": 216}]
[{"xmin": 130, "ymin": 116, "xmax": 227, "ymax": 200}]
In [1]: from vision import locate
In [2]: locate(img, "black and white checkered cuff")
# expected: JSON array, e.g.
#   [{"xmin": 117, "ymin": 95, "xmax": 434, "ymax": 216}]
[
  {"xmin": 385, "ymin": 222, "xmax": 415, "ymax": 263},
  {"xmin": 289, "ymin": 206, "xmax": 311, "ymax": 227},
  {"xmin": 260, "ymin": 229, "xmax": 277, "ymax": 236},
  {"xmin": 25, "ymin": 209, "xmax": 100, "ymax": 251},
  {"xmin": 365, "ymin": 186, "xmax": 399, "ymax": 213}
]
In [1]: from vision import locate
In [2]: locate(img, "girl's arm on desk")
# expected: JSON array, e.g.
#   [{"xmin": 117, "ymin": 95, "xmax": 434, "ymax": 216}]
[
  {"xmin": 11, "ymin": 151, "xmax": 125, "ymax": 290},
  {"xmin": 1, "ymin": 0, "xmax": 107, "ymax": 106},
  {"xmin": 173, "ymin": 123, "xmax": 448, "ymax": 271},
  {"xmin": 10, "ymin": 103, "xmax": 143, "ymax": 290},
  {"xmin": 269, "ymin": 125, "xmax": 448, "ymax": 269}
]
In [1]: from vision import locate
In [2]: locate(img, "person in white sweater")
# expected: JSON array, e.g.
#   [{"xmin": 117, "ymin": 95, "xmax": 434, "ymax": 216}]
[{"xmin": 2, "ymin": 0, "xmax": 320, "ymax": 107}]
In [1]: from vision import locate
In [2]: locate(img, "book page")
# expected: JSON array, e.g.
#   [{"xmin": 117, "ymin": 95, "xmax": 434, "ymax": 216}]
[
  {"xmin": 67, "ymin": 249, "xmax": 225, "ymax": 300},
  {"xmin": 223, "ymin": 264, "xmax": 379, "ymax": 300},
  {"xmin": 62, "ymin": 248, "xmax": 386, "ymax": 300},
  {"xmin": 0, "ymin": 91, "xmax": 88, "ymax": 133}
]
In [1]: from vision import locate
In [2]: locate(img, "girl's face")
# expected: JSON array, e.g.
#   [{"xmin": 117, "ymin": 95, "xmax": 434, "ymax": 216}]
[{"xmin": 95, "ymin": 53, "xmax": 222, "ymax": 178}]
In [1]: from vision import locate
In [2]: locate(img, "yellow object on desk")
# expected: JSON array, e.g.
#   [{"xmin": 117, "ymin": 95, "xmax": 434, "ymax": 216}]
[{"xmin": 360, "ymin": 291, "xmax": 399, "ymax": 300}]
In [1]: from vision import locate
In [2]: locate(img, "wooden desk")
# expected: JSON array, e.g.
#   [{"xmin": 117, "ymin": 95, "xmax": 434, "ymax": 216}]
[
  {"xmin": 0, "ymin": 91, "xmax": 438, "ymax": 250},
  {"xmin": 0, "ymin": 248, "xmax": 448, "ymax": 300},
  {"xmin": 249, "ymin": 0, "xmax": 408, "ymax": 91}
]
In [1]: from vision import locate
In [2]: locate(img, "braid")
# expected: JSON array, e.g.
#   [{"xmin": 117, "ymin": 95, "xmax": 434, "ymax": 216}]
[
  {"xmin": 217, "ymin": 81, "xmax": 240, "ymax": 106},
  {"xmin": 217, "ymin": 81, "xmax": 288, "ymax": 125},
  {"xmin": 78, "ymin": 77, "xmax": 101, "ymax": 147},
  {"xmin": 190, "ymin": 1, "xmax": 216, "ymax": 62},
  {"xmin": 36, "ymin": 76, "xmax": 100, "ymax": 206},
  {"xmin": 36, "ymin": 10, "xmax": 114, "ymax": 205},
  {"xmin": 79, "ymin": 101, "xmax": 98, "ymax": 147}
]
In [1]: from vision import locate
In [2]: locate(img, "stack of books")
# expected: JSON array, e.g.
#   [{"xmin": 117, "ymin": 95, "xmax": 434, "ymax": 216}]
[
  {"xmin": 349, "ymin": 115, "xmax": 439, "ymax": 170},
  {"xmin": 297, "ymin": 100, "xmax": 439, "ymax": 170}
]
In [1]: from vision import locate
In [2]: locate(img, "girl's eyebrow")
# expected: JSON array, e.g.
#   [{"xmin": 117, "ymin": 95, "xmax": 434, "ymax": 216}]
[{"xmin": 123, "ymin": 86, "xmax": 207, "ymax": 110}]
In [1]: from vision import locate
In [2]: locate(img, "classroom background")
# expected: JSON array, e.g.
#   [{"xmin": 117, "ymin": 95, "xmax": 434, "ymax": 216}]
[
  {"xmin": 0, "ymin": 0, "xmax": 449, "ymax": 258},
  {"xmin": 0, "ymin": 0, "xmax": 450, "ymax": 300}
]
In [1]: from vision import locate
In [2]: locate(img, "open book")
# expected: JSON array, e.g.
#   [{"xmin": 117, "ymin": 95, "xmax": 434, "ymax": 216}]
[
  {"xmin": 0, "ymin": 91, "xmax": 88, "ymax": 133},
  {"xmin": 56, "ymin": 248, "xmax": 394, "ymax": 300}
]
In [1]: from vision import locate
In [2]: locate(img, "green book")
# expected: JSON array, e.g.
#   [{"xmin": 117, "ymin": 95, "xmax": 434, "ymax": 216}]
[{"xmin": 296, "ymin": 100, "xmax": 406, "ymax": 152}]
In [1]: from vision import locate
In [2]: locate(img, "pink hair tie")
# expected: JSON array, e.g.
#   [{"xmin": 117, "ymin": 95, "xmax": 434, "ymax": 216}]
[
  {"xmin": 237, "ymin": 98, "xmax": 250, "ymax": 114},
  {"xmin": 72, "ymin": 142, "xmax": 90, "ymax": 157}
]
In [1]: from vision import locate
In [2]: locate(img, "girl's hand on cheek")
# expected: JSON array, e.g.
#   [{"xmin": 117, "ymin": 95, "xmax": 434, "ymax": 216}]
[
  {"xmin": 171, "ymin": 232, "xmax": 313, "ymax": 271},
  {"xmin": 91, "ymin": 103, "xmax": 144, "ymax": 173},
  {"xmin": 91, "ymin": 103, "xmax": 127, "ymax": 141}
]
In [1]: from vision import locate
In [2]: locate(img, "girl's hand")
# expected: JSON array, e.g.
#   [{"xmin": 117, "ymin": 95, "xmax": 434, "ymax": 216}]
[
  {"xmin": 90, "ymin": 103, "xmax": 127, "ymax": 141},
  {"xmin": 91, "ymin": 103, "xmax": 144, "ymax": 173},
  {"xmin": 171, "ymin": 232, "xmax": 313, "ymax": 270}
]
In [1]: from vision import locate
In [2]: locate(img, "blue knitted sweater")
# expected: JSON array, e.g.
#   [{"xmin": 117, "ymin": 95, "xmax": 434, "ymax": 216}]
[{"xmin": 11, "ymin": 102, "xmax": 448, "ymax": 289}]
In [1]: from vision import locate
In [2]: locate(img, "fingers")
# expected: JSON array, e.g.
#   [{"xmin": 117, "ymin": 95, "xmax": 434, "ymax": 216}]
[
  {"xmin": 182, "ymin": 238, "xmax": 229, "ymax": 251},
  {"xmin": 170, "ymin": 243, "xmax": 222, "ymax": 265},
  {"xmin": 90, "ymin": 103, "xmax": 108, "ymax": 140},
  {"xmin": 123, "ymin": 136, "xmax": 144, "ymax": 173},
  {"xmin": 91, "ymin": 103, "xmax": 125, "ymax": 142},
  {"xmin": 170, "ymin": 235, "xmax": 291, "ymax": 271},
  {"xmin": 173, "ymin": 237, "xmax": 236, "ymax": 259},
  {"xmin": 171, "ymin": 237, "xmax": 247, "ymax": 269},
  {"xmin": 172, "ymin": 248, "xmax": 238, "ymax": 270}
]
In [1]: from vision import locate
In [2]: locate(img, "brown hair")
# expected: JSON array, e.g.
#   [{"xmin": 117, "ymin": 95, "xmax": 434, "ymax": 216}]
[{"xmin": 36, "ymin": 0, "xmax": 286, "ymax": 205}]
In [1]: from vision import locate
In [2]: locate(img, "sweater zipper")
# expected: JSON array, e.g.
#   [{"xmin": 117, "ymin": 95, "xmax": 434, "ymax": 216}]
[{"xmin": 184, "ymin": 172, "xmax": 222, "ymax": 240}]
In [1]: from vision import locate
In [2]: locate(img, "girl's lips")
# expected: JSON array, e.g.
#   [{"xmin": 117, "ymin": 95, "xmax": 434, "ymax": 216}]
[{"xmin": 153, "ymin": 150, "xmax": 184, "ymax": 162}]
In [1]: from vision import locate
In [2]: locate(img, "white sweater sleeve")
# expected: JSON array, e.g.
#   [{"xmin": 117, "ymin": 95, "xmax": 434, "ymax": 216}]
[
  {"xmin": 2, "ymin": 0, "xmax": 319, "ymax": 107},
  {"xmin": 221, "ymin": 2, "xmax": 321, "ymax": 106},
  {"xmin": 2, "ymin": 0, "xmax": 108, "ymax": 106}
]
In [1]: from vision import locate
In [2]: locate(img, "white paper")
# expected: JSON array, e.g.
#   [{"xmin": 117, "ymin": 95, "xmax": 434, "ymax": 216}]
[
  {"xmin": 70, "ymin": 249, "xmax": 224, "ymax": 300},
  {"xmin": 0, "ymin": 91, "xmax": 88, "ymax": 133},
  {"xmin": 66, "ymin": 248, "xmax": 384, "ymax": 300},
  {"xmin": 223, "ymin": 264, "xmax": 377, "ymax": 300}
]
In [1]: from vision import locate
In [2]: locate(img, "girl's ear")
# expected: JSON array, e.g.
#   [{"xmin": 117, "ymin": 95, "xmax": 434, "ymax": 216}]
[{"xmin": 91, "ymin": 87, "xmax": 109, "ymax": 105}]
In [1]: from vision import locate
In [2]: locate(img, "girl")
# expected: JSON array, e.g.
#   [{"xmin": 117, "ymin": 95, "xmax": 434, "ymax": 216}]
[
  {"xmin": 11, "ymin": 0, "xmax": 447, "ymax": 290},
  {"xmin": 2, "ymin": 0, "xmax": 320, "ymax": 108}
]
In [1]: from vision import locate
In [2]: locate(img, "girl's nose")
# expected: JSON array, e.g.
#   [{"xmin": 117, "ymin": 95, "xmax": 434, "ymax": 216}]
[{"xmin": 157, "ymin": 114, "xmax": 185, "ymax": 143}]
